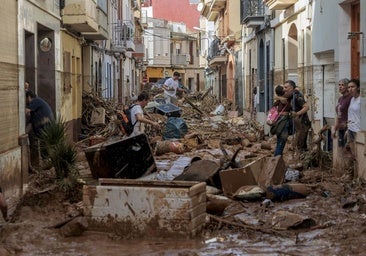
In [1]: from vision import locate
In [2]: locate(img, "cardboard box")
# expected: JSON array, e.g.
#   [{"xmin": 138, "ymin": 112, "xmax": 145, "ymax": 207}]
[
  {"xmin": 90, "ymin": 107, "xmax": 105, "ymax": 125},
  {"xmin": 220, "ymin": 156, "xmax": 286, "ymax": 196}
]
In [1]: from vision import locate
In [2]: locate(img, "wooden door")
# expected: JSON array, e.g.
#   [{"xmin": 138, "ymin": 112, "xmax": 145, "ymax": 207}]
[{"xmin": 350, "ymin": 2, "xmax": 360, "ymax": 79}]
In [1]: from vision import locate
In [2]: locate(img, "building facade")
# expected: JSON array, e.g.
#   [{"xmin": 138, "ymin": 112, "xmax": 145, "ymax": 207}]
[
  {"xmin": 0, "ymin": 0, "xmax": 24, "ymax": 212},
  {"xmin": 141, "ymin": 0, "xmax": 204, "ymax": 92},
  {"xmin": 310, "ymin": 0, "xmax": 365, "ymax": 176},
  {"xmin": 198, "ymin": 0, "xmax": 365, "ymax": 177},
  {"xmin": 0, "ymin": 0, "xmax": 144, "ymax": 211},
  {"xmin": 199, "ymin": 0, "xmax": 243, "ymax": 111}
]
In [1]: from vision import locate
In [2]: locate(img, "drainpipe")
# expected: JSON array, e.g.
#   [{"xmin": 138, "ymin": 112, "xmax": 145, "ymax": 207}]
[
  {"xmin": 241, "ymin": 27, "xmax": 246, "ymax": 110},
  {"xmin": 322, "ymin": 64, "xmax": 325, "ymax": 129},
  {"xmin": 270, "ymin": 26, "xmax": 275, "ymax": 100},
  {"xmin": 18, "ymin": 134, "xmax": 29, "ymax": 196}
]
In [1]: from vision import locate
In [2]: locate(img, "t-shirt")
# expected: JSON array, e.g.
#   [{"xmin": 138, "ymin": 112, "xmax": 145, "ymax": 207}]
[
  {"xmin": 28, "ymin": 97, "xmax": 54, "ymax": 135},
  {"xmin": 277, "ymin": 91, "xmax": 305, "ymax": 112},
  {"xmin": 348, "ymin": 96, "xmax": 361, "ymax": 132},
  {"xmin": 163, "ymin": 77, "xmax": 179, "ymax": 98},
  {"xmin": 130, "ymin": 104, "xmax": 144, "ymax": 135},
  {"xmin": 336, "ymin": 94, "xmax": 352, "ymax": 128}
]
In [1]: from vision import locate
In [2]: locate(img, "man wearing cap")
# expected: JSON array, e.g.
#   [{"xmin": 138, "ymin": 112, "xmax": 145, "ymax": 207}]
[{"xmin": 162, "ymin": 71, "xmax": 186, "ymax": 104}]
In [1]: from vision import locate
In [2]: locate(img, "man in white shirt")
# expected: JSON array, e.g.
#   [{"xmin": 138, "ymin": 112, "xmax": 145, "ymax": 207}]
[
  {"xmin": 129, "ymin": 92, "xmax": 159, "ymax": 137},
  {"xmin": 162, "ymin": 71, "xmax": 186, "ymax": 104}
]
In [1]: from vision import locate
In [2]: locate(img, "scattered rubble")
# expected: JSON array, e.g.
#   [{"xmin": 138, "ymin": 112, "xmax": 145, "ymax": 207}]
[
  {"xmin": 77, "ymin": 89, "xmax": 348, "ymax": 243},
  {"xmin": 1, "ymin": 90, "xmax": 364, "ymax": 254}
]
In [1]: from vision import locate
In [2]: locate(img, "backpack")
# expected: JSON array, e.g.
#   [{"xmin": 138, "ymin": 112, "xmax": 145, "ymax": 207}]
[{"xmin": 117, "ymin": 104, "xmax": 137, "ymax": 136}]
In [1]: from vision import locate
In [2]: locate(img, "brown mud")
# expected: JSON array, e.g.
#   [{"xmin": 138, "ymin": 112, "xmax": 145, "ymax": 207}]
[{"xmin": 1, "ymin": 140, "xmax": 366, "ymax": 256}]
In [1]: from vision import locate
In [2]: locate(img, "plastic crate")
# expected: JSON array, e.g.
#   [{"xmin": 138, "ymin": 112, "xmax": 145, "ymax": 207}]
[{"xmin": 155, "ymin": 103, "xmax": 181, "ymax": 117}]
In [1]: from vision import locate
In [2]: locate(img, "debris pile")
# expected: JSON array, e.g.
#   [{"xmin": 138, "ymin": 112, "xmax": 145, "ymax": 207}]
[
  {"xmin": 81, "ymin": 90, "xmax": 264, "ymax": 150},
  {"xmin": 79, "ymin": 89, "xmax": 341, "ymax": 238}
]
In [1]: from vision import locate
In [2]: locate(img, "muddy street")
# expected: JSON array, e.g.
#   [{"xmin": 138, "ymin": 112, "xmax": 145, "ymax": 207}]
[
  {"xmin": 1, "ymin": 129, "xmax": 366, "ymax": 256},
  {"xmin": 1, "ymin": 91, "xmax": 364, "ymax": 256},
  {"xmin": 1, "ymin": 172, "xmax": 366, "ymax": 256}
]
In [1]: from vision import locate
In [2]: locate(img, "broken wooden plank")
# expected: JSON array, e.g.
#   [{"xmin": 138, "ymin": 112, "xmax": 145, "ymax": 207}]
[
  {"xmin": 99, "ymin": 178, "xmax": 200, "ymax": 188},
  {"xmin": 183, "ymin": 96, "xmax": 204, "ymax": 114}
]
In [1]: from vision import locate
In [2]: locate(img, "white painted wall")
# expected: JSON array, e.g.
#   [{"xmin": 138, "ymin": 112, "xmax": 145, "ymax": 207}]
[
  {"xmin": 312, "ymin": 1, "xmax": 339, "ymax": 56},
  {"xmin": 357, "ymin": 0, "xmax": 365, "ymax": 178}
]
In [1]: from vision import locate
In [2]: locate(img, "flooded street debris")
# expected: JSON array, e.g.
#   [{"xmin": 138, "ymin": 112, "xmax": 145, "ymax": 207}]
[{"xmin": 1, "ymin": 95, "xmax": 366, "ymax": 256}]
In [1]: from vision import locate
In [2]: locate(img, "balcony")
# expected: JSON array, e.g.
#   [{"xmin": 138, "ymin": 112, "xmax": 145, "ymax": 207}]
[
  {"xmin": 201, "ymin": 0, "xmax": 226, "ymax": 21},
  {"xmin": 62, "ymin": 0, "xmax": 98, "ymax": 33},
  {"xmin": 82, "ymin": 4, "xmax": 108, "ymax": 40},
  {"xmin": 207, "ymin": 38, "xmax": 227, "ymax": 66},
  {"xmin": 132, "ymin": 40, "xmax": 145, "ymax": 58},
  {"xmin": 209, "ymin": 55, "xmax": 227, "ymax": 66},
  {"xmin": 241, "ymin": 0, "xmax": 265, "ymax": 28},
  {"xmin": 171, "ymin": 54, "xmax": 190, "ymax": 66},
  {"xmin": 264, "ymin": 0, "xmax": 297, "ymax": 10},
  {"xmin": 111, "ymin": 20, "xmax": 136, "ymax": 52}
]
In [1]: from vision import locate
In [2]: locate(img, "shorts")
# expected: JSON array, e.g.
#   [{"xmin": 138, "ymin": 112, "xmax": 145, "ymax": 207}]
[
  {"xmin": 346, "ymin": 129, "xmax": 357, "ymax": 143},
  {"xmin": 338, "ymin": 129, "xmax": 347, "ymax": 147},
  {"xmin": 344, "ymin": 129, "xmax": 357, "ymax": 151}
]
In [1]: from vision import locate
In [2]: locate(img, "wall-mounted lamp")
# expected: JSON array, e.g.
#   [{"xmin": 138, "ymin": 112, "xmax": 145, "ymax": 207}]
[
  {"xmin": 39, "ymin": 37, "xmax": 52, "ymax": 52},
  {"xmin": 347, "ymin": 31, "xmax": 365, "ymax": 57},
  {"xmin": 347, "ymin": 31, "xmax": 363, "ymax": 39}
]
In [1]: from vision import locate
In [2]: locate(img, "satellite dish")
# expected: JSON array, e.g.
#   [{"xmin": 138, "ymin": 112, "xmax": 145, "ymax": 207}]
[
  {"xmin": 39, "ymin": 37, "xmax": 52, "ymax": 52},
  {"xmin": 197, "ymin": 2, "xmax": 203, "ymax": 12}
]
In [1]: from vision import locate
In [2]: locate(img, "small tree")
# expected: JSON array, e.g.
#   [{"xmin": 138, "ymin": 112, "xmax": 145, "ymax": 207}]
[{"xmin": 38, "ymin": 118, "xmax": 78, "ymax": 180}]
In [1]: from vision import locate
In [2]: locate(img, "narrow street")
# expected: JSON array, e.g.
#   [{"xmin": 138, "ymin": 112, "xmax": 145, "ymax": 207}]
[
  {"xmin": 0, "ymin": 0, "xmax": 365, "ymax": 255},
  {"xmin": 1, "ymin": 141, "xmax": 366, "ymax": 255},
  {"xmin": 1, "ymin": 95, "xmax": 365, "ymax": 255}
]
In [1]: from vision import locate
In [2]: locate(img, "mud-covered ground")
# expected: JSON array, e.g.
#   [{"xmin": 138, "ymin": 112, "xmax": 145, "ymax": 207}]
[{"xmin": 1, "ymin": 137, "xmax": 366, "ymax": 256}]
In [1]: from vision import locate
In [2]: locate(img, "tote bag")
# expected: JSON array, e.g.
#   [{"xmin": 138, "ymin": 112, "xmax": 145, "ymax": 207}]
[{"xmin": 266, "ymin": 103, "xmax": 288, "ymax": 126}]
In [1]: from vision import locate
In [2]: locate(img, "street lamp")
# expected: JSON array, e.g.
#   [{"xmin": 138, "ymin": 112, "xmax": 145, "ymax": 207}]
[{"xmin": 193, "ymin": 26, "xmax": 206, "ymax": 32}]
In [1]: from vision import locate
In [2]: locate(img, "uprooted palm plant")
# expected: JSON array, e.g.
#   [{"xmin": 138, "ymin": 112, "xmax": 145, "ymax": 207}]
[
  {"xmin": 300, "ymin": 125, "xmax": 332, "ymax": 170},
  {"xmin": 38, "ymin": 118, "xmax": 80, "ymax": 195}
]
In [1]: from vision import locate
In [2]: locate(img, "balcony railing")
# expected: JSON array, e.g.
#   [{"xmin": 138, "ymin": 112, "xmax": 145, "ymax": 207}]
[
  {"xmin": 132, "ymin": 40, "xmax": 145, "ymax": 58},
  {"xmin": 62, "ymin": 0, "xmax": 98, "ymax": 33},
  {"xmin": 207, "ymin": 38, "xmax": 221, "ymax": 61},
  {"xmin": 147, "ymin": 54, "xmax": 190, "ymax": 66},
  {"xmin": 111, "ymin": 20, "xmax": 135, "ymax": 52},
  {"xmin": 240, "ymin": 0, "xmax": 265, "ymax": 27},
  {"xmin": 171, "ymin": 54, "xmax": 190, "ymax": 66},
  {"xmin": 207, "ymin": 38, "xmax": 227, "ymax": 66}
]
